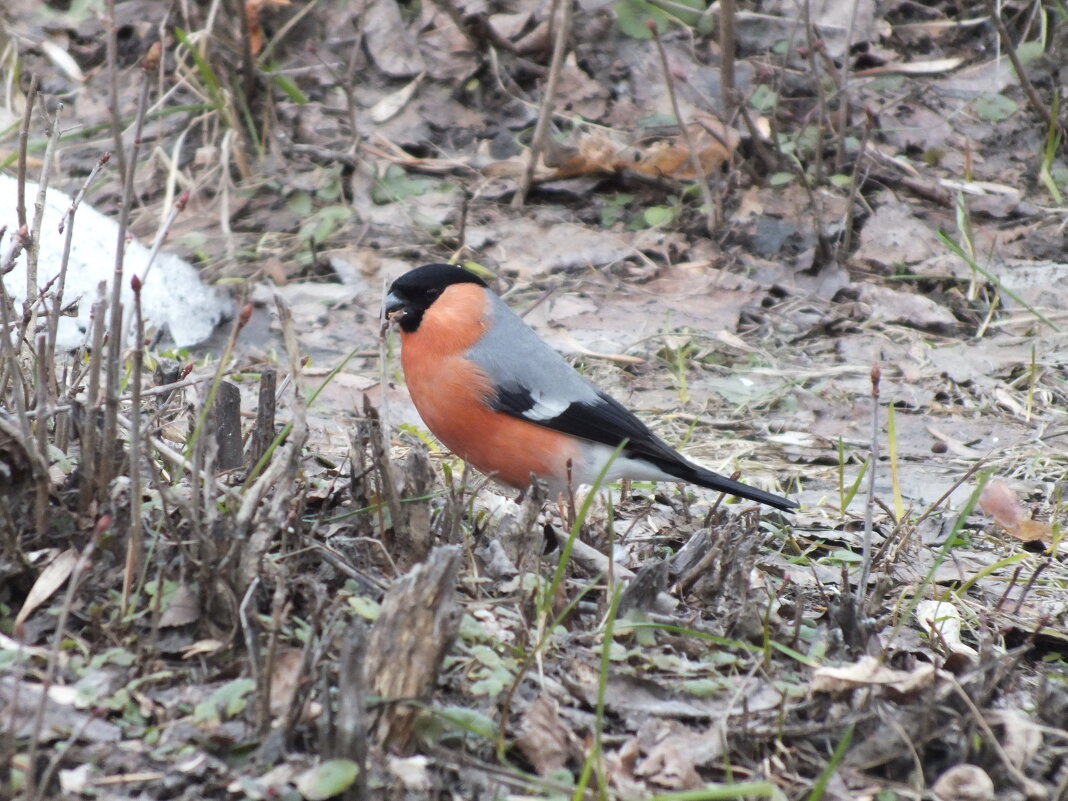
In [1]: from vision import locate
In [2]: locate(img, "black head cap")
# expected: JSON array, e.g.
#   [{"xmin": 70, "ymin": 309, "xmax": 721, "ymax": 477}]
[{"xmin": 385, "ymin": 263, "xmax": 487, "ymax": 333}]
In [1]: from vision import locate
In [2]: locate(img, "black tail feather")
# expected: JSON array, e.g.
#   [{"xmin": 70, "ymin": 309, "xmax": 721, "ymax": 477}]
[{"xmin": 674, "ymin": 461, "xmax": 797, "ymax": 512}]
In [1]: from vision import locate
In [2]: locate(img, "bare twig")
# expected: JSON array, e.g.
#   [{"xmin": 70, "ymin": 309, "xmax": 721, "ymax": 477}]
[
  {"xmin": 79, "ymin": 290, "xmax": 107, "ymax": 514},
  {"xmin": 142, "ymin": 189, "xmax": 190, "ymax": 285},
  {"xmin": 983, "ymin": 0, "xmax": 1055, "ymax": 128},
  {"xmin": 837, "ymin": 108, "xmax": 874, "ymax": 260},
  {"xmin": 33, "ymin": 336, "xmax": 48, "ymax": 535},
  {"xmin": 833, "ymin": 0, "xmax": 863, "ymax": 171},
  {"xmin": 105, "ymin": 0, "xmax": 128, "ymax": 183},
  {"xmin": 717, "ymin": 0, "xmax": 735, "ymax": 119},
  {"xmin": 122, "ymin": 275, "xmax": 145, "ymax": 614},
  {"xmin": 651, "ymin": 21, "xmax": 718, "ymax": 233},
  {"xmin": 513, "ymin": 0, "xmax": 573, "ymax": 207},
  {"xmin": 0, "ymin": 247, "xmax": 32, "ymax": 440},
  {"xmin": 27, "ymin": 102, "xmax": 63, "ymax": 341},
  {"xmin": 16, "ymin": 75, "xmax": 38, "ymax": 233},
  {"xmin": 100, "ymin": 51, "xmax": 152, "ymax": 501},
  {"xmin": 857, "ymin": 363, "xmax": 880, "ymax": 608}
]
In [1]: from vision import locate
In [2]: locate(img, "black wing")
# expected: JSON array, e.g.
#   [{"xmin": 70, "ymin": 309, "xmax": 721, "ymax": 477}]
[{"xmin": 492, "ymin": 385, "xmax": 798, "ymax": 511}]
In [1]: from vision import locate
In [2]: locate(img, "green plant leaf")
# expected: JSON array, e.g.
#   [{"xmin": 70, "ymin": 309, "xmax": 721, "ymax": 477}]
[
  {"xmin": 296, "ymin": 759, "xmax": 360, "ymax": 801},
  {"xmin": 973, "ymin": 93, "xmax": 1018, "ymax": 122},
  {"xmin": 642, "ymin": 205, "xmax": 675, "ymax": 227},
  {"xmin": 748, "ymin": 83, "xmax": 778, "ymax": 113},
  {"xmin": 193, "ymin": 677, "xmax": 256, "ymax": 723},
  {"xmin": 614, "ymin": 0, "xmax": 670, "ymax": 38},
  {"xmin": 371, "ymin": 164, "xmax": 438, "ymax": 204},
  {"xmin": 300, "ymin": 204, "xmax": 351, "ymax": 245},
  {"xmin": 435, "ymin": 705, "xmax": 497, "ymax": 740}
]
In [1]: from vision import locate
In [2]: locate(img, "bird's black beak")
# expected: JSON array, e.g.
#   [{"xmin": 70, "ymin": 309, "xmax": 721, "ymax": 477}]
[{"xmin": 384, "ymin": 290, "xmax": 406, "ymax": 321}]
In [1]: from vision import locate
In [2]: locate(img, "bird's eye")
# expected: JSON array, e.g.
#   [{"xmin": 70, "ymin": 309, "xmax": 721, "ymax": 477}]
[{"xmin": 426, "ymin": 288, "xmax": 441, "ymax": 299}]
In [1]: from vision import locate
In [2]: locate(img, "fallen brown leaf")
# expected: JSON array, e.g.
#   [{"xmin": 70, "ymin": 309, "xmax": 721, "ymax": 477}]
[
  {"xmin": 979, "ymin": 478, "xmax": 1052, "ymax": 544},
  {"xmin": 515, "ymin": 694, "xmax": 574, "ymax": 776}
]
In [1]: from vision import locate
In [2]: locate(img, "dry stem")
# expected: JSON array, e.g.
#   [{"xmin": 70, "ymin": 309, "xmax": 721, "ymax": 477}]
[
  {"xmin": 650, "ymin": 23, "xmax": 718, "ymax": 233},
  {"xmin": 513, "ymin": 0, "xmax": 573, "ymax": 207}
]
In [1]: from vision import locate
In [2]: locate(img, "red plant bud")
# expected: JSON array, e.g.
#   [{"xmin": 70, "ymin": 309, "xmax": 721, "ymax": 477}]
[
  {"xmin": 131, "ymin": 274, "xmax": 142, "ymax": 293},
  {"xmin": 238, "ymin": 302, "xmax": 253, "ymax": 329},
  {"xmin": 100, "ymin": 152, "xmax": 111, "ymax": 165},
  {"xmin": 646, "ymin": 18, "xmax": 657, "ymax": 32},
  {"xmin": 179, "ymin": 362, "xmax": 194, "ymax": 381},
  {"xmin": 176, "ymin": 190, "xmax": 190, "ymax": 212},
  {"xmin": 870, "ymin": 364, "xmax": 881, "ymax": 398}
]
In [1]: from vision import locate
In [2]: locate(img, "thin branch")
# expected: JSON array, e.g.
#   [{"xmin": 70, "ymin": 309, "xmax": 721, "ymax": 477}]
[
  {"xmin": 651, "ymin": 21, "xmax": 718, "ymax": 233},
  {"xmin": 513, "ymin": 0, "xmax": 573, "ymax": 207}
]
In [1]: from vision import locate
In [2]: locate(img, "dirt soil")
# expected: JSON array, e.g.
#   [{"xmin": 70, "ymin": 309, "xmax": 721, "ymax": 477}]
[{"xmin": 1, "ymin": 0, "xmax": 1067, "ymax": 799}]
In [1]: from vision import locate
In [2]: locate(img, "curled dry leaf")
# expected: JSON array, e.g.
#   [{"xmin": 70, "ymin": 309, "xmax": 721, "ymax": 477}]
[
  {"xmin": 811, "ymin": 655, "xmax": 937, "ymax": 697},
  {"xmin": 979, "ymin": 479, "xmax": 1052, "ymax": 545},
  {"xmin": 930, "ymin": 763, "xmax": 994, "ymax": 801},
  {"xmin": 914, "ymin": 600, "xmax": 978, "ymax": 658},
  {"xmin": 181, "ymin": 639, "xmax": 226, "ymax": 659}
]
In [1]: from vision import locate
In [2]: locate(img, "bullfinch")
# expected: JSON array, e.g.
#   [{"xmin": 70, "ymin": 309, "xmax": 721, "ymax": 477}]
[{"xmin": 384, "ymin": 263, "xmax": 797, "ymax": 512}]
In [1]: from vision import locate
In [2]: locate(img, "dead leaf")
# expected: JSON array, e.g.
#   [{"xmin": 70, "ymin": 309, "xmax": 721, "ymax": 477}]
[
  {"xmin": 39, "ymin": 38, "xmax": 85, "ymax": 83},
  {"xmin": 915, "ymin": 600, "xmax": 977, "ymax": 658},
  {"xmin": 986, "ymin": 710, "xmax": 1043, "ymax": 769},
  {"xmin": 931, "ymin": 764, "xmax": 994, "ymax": 801},
  {"xmin": 854, "ymin": 200, "xmax": 942, "ymax": 268},
  {"xmin": 364, "ymin": 0, "xmax": 426, "ymax": 77},
  {"xmin": 269, "ymin": 648, "xmax": 306, "ymax": 719},
  {"xmin": 555, "ymin": 53, "xmax": 610, "ymax": 120},
  {"xmin": 15, "ymin": 548, "xmax": 79, "ymax": 634},
  {"xmin": 634, "ymin": 735, "xmax": 703, "ymax": 790},
  {"xmin": 370, "ymin": 73, "xmax": 426, "ymax": 123},
  {"xmin": 811, "ymin": 655, "xmax": 937, "ymax": 697},
  {"xmin": 58, "ymin": 763, "xmax": 93, "ymax": 794},
  {"xmin": 547, "ymin": 132, "xmax": 623, "ymax": 177},
  {"xmin": 181, "ymin": 639, "xmax": 226, "ymax": 659},
  {"xmin": 159, "ymin": 583, "xmax": 200, "ymax": 628},
  {"xmin": 387, "ymin": 755, "xmax": 431, "ymax": 791},
  {"xmin": 855, "ymin": 283, "xmax": 958, "ymax": 332},
  {"xmin": 630, "ymin": 122, "xmax": 734, "ymax": 180},
  {"xmin": 979, "ymin": 479, "xmax": 1052, "ymax": 544},
  {"xmin": 857, "ymin": 57, "xmax": 964, "ymax": 76},
  {"xmin": 516, "ymin": 694, "xmax": 573, "ymax": 775}
]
